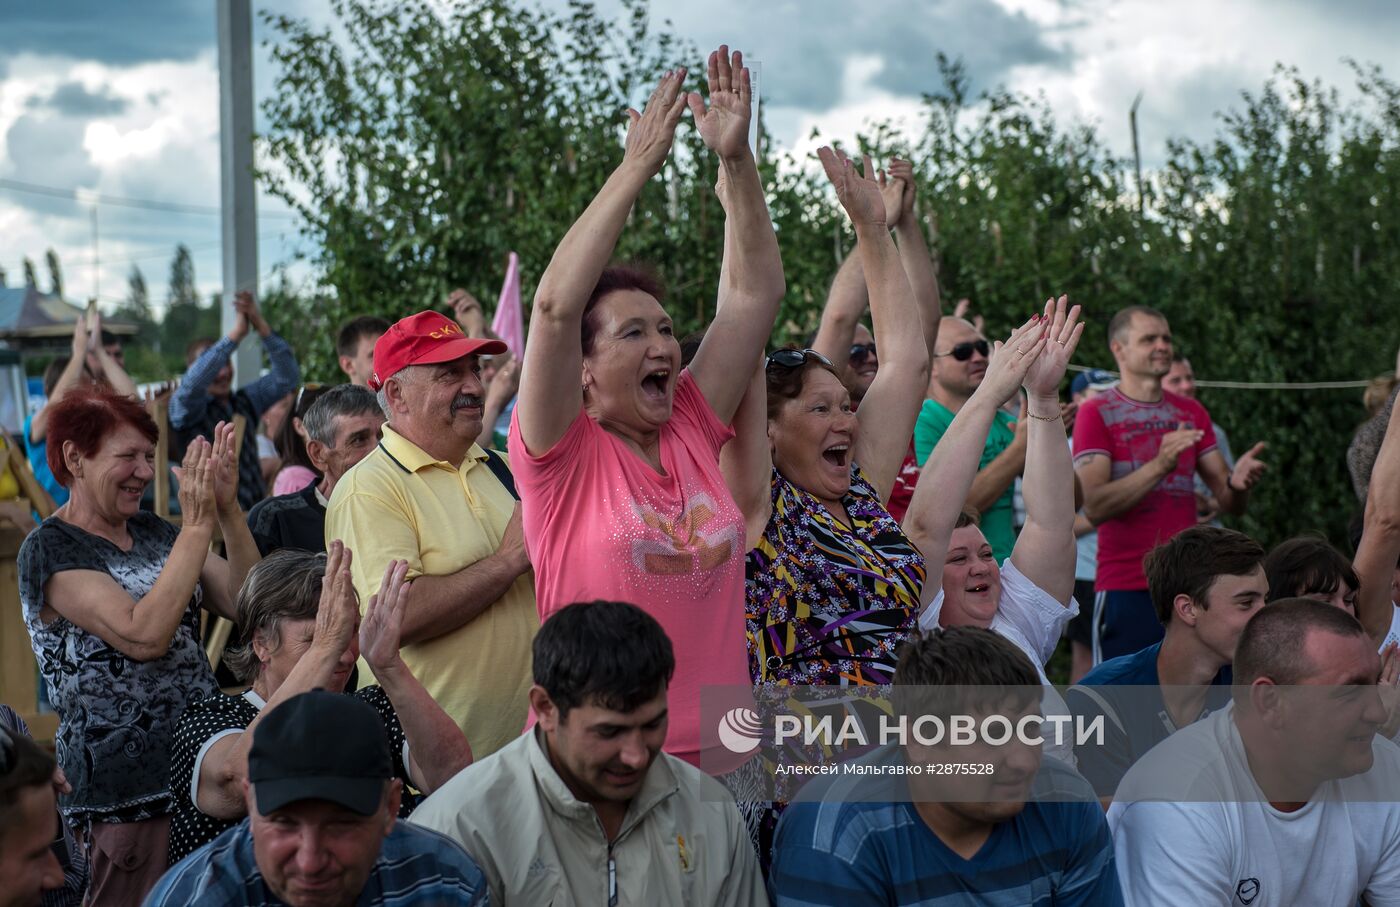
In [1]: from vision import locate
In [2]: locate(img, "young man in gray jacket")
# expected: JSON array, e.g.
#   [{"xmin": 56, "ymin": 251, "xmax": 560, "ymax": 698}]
[{"xmin": 410, "ymin": 599, "xmax": 766, "ymax": 905}]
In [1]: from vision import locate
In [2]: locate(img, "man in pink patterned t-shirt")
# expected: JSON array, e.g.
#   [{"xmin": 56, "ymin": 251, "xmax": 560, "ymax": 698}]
[{"xmin": 1073, "ymin": 306, "xmax": 1269, "ymax": 663}]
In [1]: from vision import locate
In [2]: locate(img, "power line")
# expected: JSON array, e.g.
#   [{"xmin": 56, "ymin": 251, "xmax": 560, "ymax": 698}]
[
  {"xmin": 1067, "ymin": 364, "xmax": 1373, "ymax": 391},
  {"xmin": 0, "ymin": 177, "xmax": 297, "ymax": 219}
]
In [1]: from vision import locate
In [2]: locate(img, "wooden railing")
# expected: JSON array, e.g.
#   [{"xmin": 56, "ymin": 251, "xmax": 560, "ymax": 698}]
[{"xmin": 0, "ymin": 525, "xmax": 55, "ymax": 745}]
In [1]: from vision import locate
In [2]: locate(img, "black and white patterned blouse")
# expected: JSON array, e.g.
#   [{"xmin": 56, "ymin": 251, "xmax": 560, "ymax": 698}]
[
  {"xmin": 18, "ymin": 512, "xmax": 220, "ymax": 823},
  {"xmin": 167, "ymin": 685, "xmax": 419, "ymax": 863}
]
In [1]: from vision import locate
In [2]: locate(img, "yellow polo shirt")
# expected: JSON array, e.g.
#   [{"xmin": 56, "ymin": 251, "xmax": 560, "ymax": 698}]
[{"xmin": 325, "ymin": 425, "xmax": 538, "ymax": 758}]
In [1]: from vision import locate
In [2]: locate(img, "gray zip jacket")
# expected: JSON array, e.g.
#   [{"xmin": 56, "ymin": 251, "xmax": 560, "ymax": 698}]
[{"xmin": 409, "ymin": 729, "xmax": 768, "ymax": 906}]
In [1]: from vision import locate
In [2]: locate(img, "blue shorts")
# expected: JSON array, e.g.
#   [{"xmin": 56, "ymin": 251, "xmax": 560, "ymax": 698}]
[{"xmin": 1092, "ymin": 589, "xmax": 1164, "ymax": 664}]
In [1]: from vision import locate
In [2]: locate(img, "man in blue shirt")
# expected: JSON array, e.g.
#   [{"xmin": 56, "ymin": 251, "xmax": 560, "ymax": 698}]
[
  {"xmin": 770, "ymin": 627, "xmax": 1122, "ymax": 906},
  {"xmin": 170, "ymin": 291, "xmax": 300, "ymax": 510},
  {"xmin": 1066, "ymin": 525, "xmax": 1266, "ymax": 799},
  {"xmin": 145, "ymin": 691, "xmax": 487, "ymax": 907}
]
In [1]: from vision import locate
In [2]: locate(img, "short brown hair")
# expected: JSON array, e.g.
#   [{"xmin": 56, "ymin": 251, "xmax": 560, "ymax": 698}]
[
  {"xmin": 1107, "ymin": 305, "xmax": 1168, "ymax": 345},
  {"xmin": 0, "ymin": 727, "xmax": 56, "ymax": 834},
  {"xmin": 224, "ymin": 550, "xmax": 337, "ymax": 682},
  {"xmin": 581, "ymin": 264, "xmax": 666, "ymax": 357},
  {"xmin": 1233, "ymin": 597, "xmax": 1366, "ymax": 689},
  {"xmin": 46, "ymin": 386, "xmax": 159, "ymax": 487},
  {"xmin": 765, "ymin": 349, "xmax": 844, "ymax": 421},
  {"xmin": 893, "ymin": 627, "xmax": 1040, "ymax": 720},
  {"xmin": 1264, "ymin": 536, "xmax": 1360, "ymax": 604},
  {"xmin": 1143, "ymin": 526, "xmax": 1265, "ymax": 625},
  {"xmin": 336, "ymin": 315, "xmax": 391, "ymax": 359}
]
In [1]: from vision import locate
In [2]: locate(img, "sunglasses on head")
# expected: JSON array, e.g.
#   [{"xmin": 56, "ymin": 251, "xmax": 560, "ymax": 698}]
[
  {"xmin": 849, "ymin": 342, "xmax": 877, "ymax": 366},
  {"xmin": 935, "ymin": 340, "xmax": 990, "ymax": 361},
  {"xmin": 294, "ymin": 383, "xmax": 324, "ymax": 414},
  {"xmin": 766, "ymin": 348, "xmax": 835, "ymax": 371}
]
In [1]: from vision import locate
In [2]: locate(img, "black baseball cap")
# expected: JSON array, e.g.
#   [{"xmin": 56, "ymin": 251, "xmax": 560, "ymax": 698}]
[{"xmin": 248, "ymin": 690, "xmax": 393, "ymax": 817}]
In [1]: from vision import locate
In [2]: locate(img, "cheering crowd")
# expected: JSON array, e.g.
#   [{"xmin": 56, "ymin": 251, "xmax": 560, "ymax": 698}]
[{"xmin": 3, "ymin": 44, "xmax": 1400, "ymax": 907}]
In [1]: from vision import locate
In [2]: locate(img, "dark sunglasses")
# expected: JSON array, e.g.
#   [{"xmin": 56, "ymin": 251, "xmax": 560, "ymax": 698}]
[
  {"xmin": 849, "ymin": 342, "xmax": 877, "ymax": 366},
  {"xmin": 935, "ymin": 340, "xmax": 990, "ymax": 361},
  {"xmin": 766, "ymin": 348, "xmax": 835, "ymax": 371}
]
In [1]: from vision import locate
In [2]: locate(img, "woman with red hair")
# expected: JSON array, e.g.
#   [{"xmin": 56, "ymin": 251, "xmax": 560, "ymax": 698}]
[{"xmin": 16, "ymin": 386, "xmax": 261, "ymax": 905}]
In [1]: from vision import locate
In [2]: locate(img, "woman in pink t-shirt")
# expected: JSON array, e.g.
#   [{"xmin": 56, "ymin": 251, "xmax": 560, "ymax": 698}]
[{"xmin": 509, "ymin": 50, "xmax": 783, "ymax": 775}]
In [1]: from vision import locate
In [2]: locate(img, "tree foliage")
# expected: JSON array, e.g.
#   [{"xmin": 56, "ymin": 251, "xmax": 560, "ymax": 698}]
[
  {"xmin": 260, "ymin": 0, "xmax": 1400, "ymax": 547},
  {"xmin": 45, "ymin": 249, "xmax": 63, "ymax": 299}
]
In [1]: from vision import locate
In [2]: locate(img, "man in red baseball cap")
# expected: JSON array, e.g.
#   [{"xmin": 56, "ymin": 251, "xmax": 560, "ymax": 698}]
[{"xmin": 327, "ymin": 310, "xmax": 538, "ymax": 760}]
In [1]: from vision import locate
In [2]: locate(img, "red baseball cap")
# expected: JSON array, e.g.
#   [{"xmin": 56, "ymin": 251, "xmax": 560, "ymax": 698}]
[{"xmin": 369, "ymin": 311, "xmax": 507, "ymax": 391}]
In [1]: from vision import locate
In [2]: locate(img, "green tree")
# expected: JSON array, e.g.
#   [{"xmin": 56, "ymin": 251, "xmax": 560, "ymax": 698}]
[
  {"xmin": 161, "ymin": 244, "xmax": 219, "ymax": 375},
  {"xmin": 45, "ymin": 249, "xmax": 63, "ymax": 299},
  {"xmin": 126, "ymin": 265, "xmax": 150, "ymax": 319},
  {"xmin": 260, "ymin": 0, "xmax": 1400, "ymax": 548},
  {"xmin": 22, "ymin": 257, "xmax": 37, "ymax": 289}
]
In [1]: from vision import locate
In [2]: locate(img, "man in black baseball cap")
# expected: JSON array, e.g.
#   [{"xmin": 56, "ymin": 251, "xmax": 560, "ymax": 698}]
[{"xmin": 146, "ymin": 691, "xmax": 486, "ymax": 906}]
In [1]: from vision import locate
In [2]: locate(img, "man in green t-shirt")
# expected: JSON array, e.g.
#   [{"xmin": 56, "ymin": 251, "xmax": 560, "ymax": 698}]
[{"xmin": 913, "ymin": 316, "xmax": 1024, "ymax": 562}]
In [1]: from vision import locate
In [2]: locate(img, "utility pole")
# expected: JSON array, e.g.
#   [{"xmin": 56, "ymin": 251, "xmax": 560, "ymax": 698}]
[
  {"xmin": 1130, "ymin": 92, "xmax": 1145, "ymax": 220},
  {"xmin": 91, "ymin": 207, "xmax": 98, "ymax": 302},
  {"xmin": 218, "ymin": 0, "xmax": 259, "ymax": 388}
]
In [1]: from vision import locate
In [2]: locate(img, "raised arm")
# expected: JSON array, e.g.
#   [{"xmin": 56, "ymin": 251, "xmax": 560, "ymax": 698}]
[
  {"xmin": 1356, "ymin": 382, "xmax": 1400, "ymax": 644},
  {"xmin": 200, "ymin": 421, "xmax": 261, "ymax": 620},
  {"xmin": 41, "ymin": 439, "xmax": 220, "ymax": 661},
  {"xmin": 886, "ymin": 158, "xmax": 943, "ymax": 358},
  {"xmin": 809, "ymin": 251, "xmax": 866, "ymax": 367},
  {"xmin": 360, "ymin": 558, "xmax": 473, "ymax": 793},
  {"xmin": 903, "ymin": 316, "xmax": 1048, "ymax": 606},
  {"xmin": 196, "ymin": 541, "xmax": 360, "ymax": 819},
  {"xmin": 822, "ymin": 149, "xmax": 929, "ymax": 502},
  {"xmin": 517, "ymin": 69, "xmax": 689, "ymax": 455},
  {"xmin": 712, "ymin": 171, "xmax": 773, "ymax": 547},
  {"xmin": 1009, "ymin": 296, "xmax": 1084, "ymax": 604},
  {"xmin": 232, "ymin": 294, "xmax": 301, "ymax": 416},
  {"xmin": 86, "ymin": 311, "xmax": 138, "ymax": 399},
  {"xmin": 169, "ymin": 310, "xmax": 245, "ymax": 431},
  {"xmin": 29, "ymin": 318, "xmax": 91, "ymax": 443},
  {"xmin": 686, "ymin": 46, "xmax": 786, "ymax": 423}
]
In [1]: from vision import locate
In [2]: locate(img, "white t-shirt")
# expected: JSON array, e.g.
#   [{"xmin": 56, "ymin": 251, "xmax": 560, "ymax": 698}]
[
  {"xmin": 1381, "ymin": 604, "xmax": 1400, "ymax": 652},
  {"xmin": 1108, "ymin": 706, "xmax": 1400, "ymax": 907},
  {"xmin": 920, "ymin": 558, "xmax": 1078, "ymax": 763}
]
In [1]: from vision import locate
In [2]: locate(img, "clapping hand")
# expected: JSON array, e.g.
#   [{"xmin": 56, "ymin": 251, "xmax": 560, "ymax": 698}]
[
  {"xmin": 686, "ymin": 45, "xmax": 752, "ymax": 161},
  {"xmin": 1022, "ymin": 295, "xmax": 1085, "ymax": 397},
  {"xmin": 1229, "ymin": 441, "xmax": 1268, "ymax": 492},
  {"xmin": 879, "ymin": 158, "xmax": 913, "ymax": 228},
  {"xmin": 623, "ymin": 69, "xmax": 689, "ymax": 178},
  {"xmin": 449, "ymin": 289, "xmax": 485, "ymax": 336},
  {"xmin": 176, "ymin": 437, "xmax": 217, "ymax": 533},
  {"xmin": 70, "ymin": 311, "xmax": 90, "ymax": 360},
  {"xmin": 818, "ymin": 147, "xmax": 886, "ymax": 230},
  {"xmin": 975, "ymin": 314, "xmax": 1050, "ymax": 408},
  {"xmin": 360, "ymin": 558, "xmax": 411, "ymax": 676},
  {"xmin": 1378, "ymin": 642, "xmax": 1400, "ymax": 740},
  {"xmin": 209, "ymin": 421, "xmax": 240, "ymax": 514},
  {"xmin": 313, "ymin": 540, "xmax": 360, "ymax": 660},
  {"xmin": 1154, "ymin": 423, "xmax": 1205, "ymax": 473},
  {"xmin": 485, "ymin": 356, "xmax": 520, "ymax": 411}
]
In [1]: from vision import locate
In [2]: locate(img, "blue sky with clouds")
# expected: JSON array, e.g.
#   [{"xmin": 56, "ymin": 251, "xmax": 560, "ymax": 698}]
[{"xmin": 1, "ymin": 0, "xmax": 1396, "ymax": 312}]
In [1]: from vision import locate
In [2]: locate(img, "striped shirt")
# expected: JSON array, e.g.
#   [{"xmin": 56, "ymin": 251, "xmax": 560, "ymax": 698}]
[
  {"xmin": 770, "ymin": 758, "xmax": 1123, "ymax": 906},
  {"xmin": 144, "ymin": 819, "xmax": 489, "ymax": 906}
]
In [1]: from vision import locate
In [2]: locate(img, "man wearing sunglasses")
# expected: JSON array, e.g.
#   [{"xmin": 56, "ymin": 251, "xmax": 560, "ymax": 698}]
[{"xmin": 914, "ymin": 317, "xmax": 1023, "ymax": 563}]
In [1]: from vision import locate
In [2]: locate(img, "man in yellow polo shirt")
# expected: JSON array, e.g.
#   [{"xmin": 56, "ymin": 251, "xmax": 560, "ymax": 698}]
[{"xmin": 326, "ymin": 310, "xmax": 536, "ymax": 758}]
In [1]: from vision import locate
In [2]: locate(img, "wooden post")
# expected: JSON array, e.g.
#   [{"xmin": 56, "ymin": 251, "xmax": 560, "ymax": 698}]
[
  {"xmin": 151, "ymin": 398, "xmax": 171, "ymax": 519},
  {"xmin": 0, "ymin": 525, "xmax": 57, "ymax": 745},
  {"xmin": 6, "ymin": 441, "xmax": 55, "ymax": 520}
]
